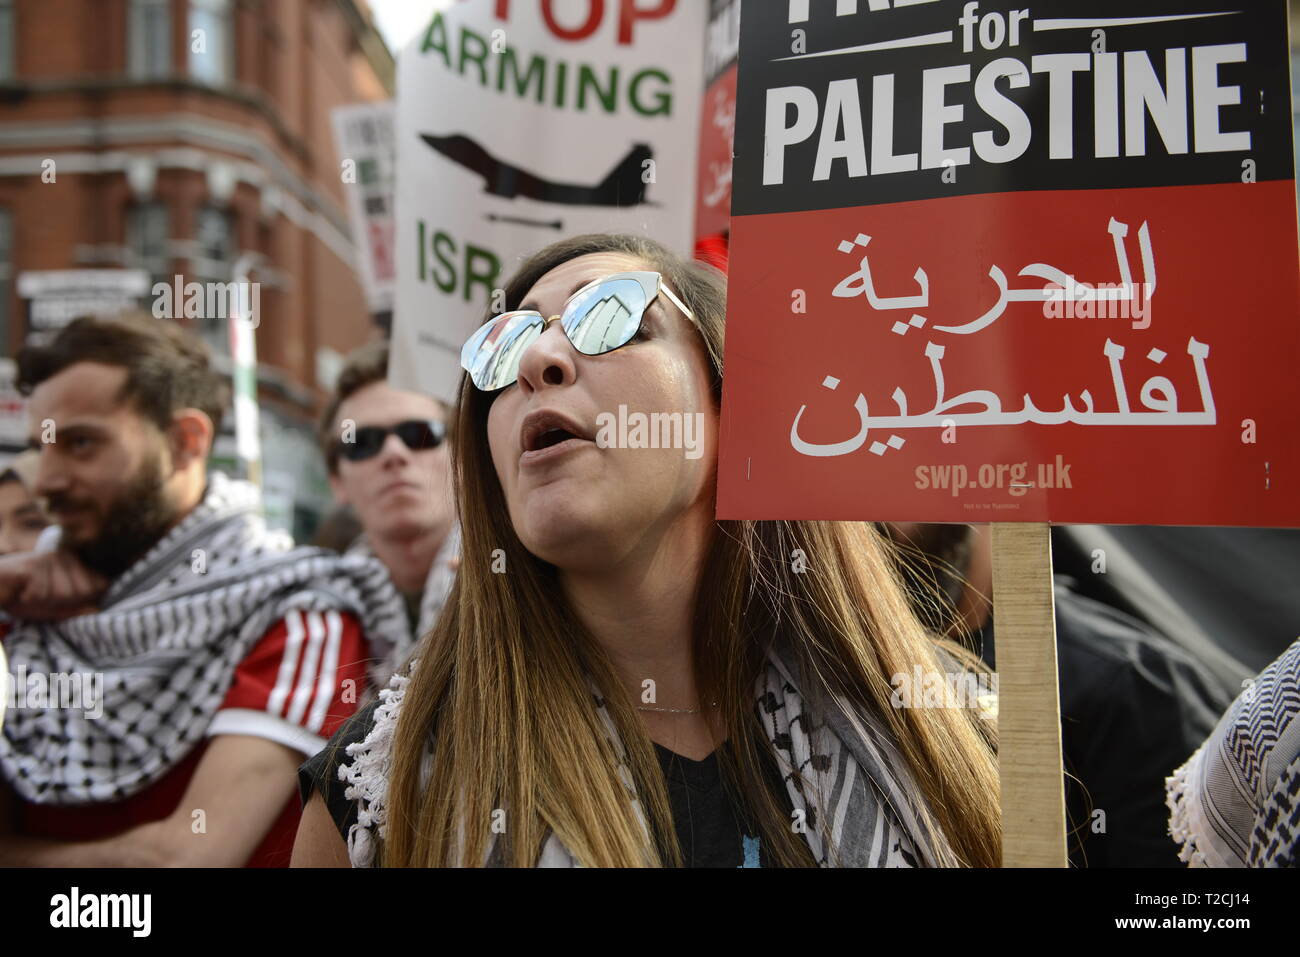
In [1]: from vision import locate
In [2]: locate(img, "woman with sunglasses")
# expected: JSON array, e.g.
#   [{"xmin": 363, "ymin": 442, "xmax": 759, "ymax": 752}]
[{"xmin": 293, "ymin": 233, "xmax": 1000, "ymax": 867}]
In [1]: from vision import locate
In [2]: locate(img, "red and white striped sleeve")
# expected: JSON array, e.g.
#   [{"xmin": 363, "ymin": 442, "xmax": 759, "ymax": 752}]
[{"xmin": 206, "ymin": 609, "xmax": 371, "ymax": 757}]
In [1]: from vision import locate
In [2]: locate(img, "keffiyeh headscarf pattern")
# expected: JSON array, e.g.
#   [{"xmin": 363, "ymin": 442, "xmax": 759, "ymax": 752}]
[
  {"xmin": 1166, "ymin": 637, "xmax": 1300, "ymax": 867},
  {"xmin": 338, "ymin": 644, "xmax": 948, "ymax": 868},
  {"xmin": 0, "ymin": 472, "xmax": 412, "ymax": 805},
  {"xmin": 345, "ymin": 524, "xmax": 459, "ymax": 687}
]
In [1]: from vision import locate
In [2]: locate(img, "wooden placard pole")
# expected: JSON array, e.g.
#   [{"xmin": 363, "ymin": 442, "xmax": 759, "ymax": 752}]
[{"xmin": 991, "ymin": 522, "xmax": 1066, "ymax": 867}]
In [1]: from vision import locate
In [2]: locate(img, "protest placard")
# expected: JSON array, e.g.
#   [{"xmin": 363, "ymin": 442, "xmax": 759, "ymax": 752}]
[
  {"xmin": 696, "ymin": 0, "xmax": 740, "ymax": 242},
  {"xmin": 719, "ymin": 0, "xmax": 1300, "ymax": 867},
  {"xmin": 390, "ymin": 0, "xmax": 705, "ymax": 400},
  {"xmin": 332, "ymin": 102, "xmax": 397, "ymax": 315},
  {"xmin": 719, "ymin": 0, "xmax": 1300, "ymax": 527}
]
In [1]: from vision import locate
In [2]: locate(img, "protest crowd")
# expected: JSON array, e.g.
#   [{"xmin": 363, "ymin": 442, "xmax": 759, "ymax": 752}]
[
  {"xmin": 0, "ymin": 0, "xmax": 1298, "ymax": 874},
  {"xmin": 0, "ymin": 236, "xmax": 1296, "ymax": 869}
]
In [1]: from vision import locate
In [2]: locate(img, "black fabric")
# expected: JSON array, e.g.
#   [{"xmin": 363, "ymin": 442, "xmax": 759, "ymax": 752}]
[
  {"xmin": 979, "ymin": 583, "xmax": 1240, "ymax": 868},
  {"xmin": 652, "ymin": 738, "xmax": 791, "ymax": 867},
  {"xmin": 298, "ymin": 703, "xmax": 793, "ymax": 867},
  {"xmin": 298, "ymin": 702, "xmax": 377, "ymax": 841},
  {"xmin": 1052, "ymin": 525, "xmax": 1298, "ymax": 676}
]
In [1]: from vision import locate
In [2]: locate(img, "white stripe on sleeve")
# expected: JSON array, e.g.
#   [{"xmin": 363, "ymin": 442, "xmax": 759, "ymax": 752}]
[
  {"xmin": 266, "ymin": 610, "xmax": 306, "ymax": 718},
  {"xmin": 305, "ymin": 611, "xmax": 343, "ymax": 734},
  {"xmin": 285, "ymin": 611, "xmax": 326, "ymax": 726}
]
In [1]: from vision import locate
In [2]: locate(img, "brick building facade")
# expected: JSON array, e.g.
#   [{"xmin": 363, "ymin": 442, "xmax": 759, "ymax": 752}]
[{"xmin": 0, "ymin": 0, "xmax": 392, "ymax": 537}]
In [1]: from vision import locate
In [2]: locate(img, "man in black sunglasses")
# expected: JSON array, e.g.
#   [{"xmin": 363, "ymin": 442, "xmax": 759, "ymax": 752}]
[{"xmin": 318, "ymin": 341, "xmax": 459, "ymax": 645}]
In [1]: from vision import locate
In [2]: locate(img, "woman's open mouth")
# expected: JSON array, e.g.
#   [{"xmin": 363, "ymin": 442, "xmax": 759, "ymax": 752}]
[
  {"xmin": 520, "ymin": 430, "xmax": 593, "ymax": 467},
  {"xmin": 519, "ymin": 409, "xmax": 596, "ymax": 467}
]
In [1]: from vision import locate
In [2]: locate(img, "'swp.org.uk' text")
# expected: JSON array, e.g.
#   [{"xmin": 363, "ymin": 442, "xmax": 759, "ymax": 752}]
[{"xmin": 915, "ymin": 456, "xmax": 1073, "ymax": 497}]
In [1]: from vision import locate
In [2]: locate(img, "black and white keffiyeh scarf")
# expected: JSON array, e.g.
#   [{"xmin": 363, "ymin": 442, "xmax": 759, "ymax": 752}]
[
  {"xmin": 345, "ymin": 524, "xmax": 460, "ymax": 685},
  {"xmin": 0, "ymin": 472, "xmax": 412, "ymax": 806},
  {"xmin": 1166, "ymin": 637, "xmax": 1300, "ymax": 867},
  {"xmin": 338, "ymin": 644, "xmax": 954, "ymax": 868}
]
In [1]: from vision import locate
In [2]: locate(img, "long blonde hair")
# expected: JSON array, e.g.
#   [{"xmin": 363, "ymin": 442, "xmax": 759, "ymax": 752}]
[{"xmin": 383, "ymin": 234, "xmax": 1001, "ymax": 867}]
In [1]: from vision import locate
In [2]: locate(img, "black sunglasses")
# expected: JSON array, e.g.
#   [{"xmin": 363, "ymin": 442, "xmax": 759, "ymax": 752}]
[{"xmin": 335, "ymin": 419, "xmax": 446, "ymax": 463}]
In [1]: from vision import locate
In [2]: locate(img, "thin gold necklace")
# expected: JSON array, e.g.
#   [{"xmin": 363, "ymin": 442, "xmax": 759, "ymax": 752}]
[{"xmin": 635, "ymin": 701, "xmax": 718, "ymax": 715}]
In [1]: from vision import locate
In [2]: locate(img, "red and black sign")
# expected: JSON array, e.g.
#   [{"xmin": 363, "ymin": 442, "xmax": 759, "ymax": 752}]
[
  {"xmin": 718, "ymin": 0, "xmax": 1300, "ymax": 526},
  {"xmin": 696, "ymin": 0, "xmax": 741, "ymax": 242}
]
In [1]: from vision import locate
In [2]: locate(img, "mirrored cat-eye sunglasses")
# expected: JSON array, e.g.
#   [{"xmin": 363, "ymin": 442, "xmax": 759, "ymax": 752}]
[{"xmin": 460, "ymin": 271, "xmax": 696, "ymax": 392}]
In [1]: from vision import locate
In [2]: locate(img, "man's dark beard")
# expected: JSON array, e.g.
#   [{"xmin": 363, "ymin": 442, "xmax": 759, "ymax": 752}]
[
  {"xmin": 879, "ymin": 523, "xmax": 974, "ymax": 636},
  {"xmin": 57, "ymin": 457, "xmax": 181, "ymax": 579}
]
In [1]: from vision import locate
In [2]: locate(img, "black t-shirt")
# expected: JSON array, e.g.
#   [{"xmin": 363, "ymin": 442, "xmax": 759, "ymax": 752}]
[
  {"xmin": 299, "ymin": 704, "xmax": 792, "ymax": 867},
  {"xmin": 653, "ymin": 738, "xmax": 787, "ymax": 867}
]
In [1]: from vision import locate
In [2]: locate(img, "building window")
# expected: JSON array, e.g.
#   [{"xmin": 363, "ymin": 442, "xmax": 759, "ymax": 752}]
[
  {"xmin": 192, "ymin": 205, "xmax": 234, "ymax": 355},
  {"xmin": 127, "ymin": 203, "xmax": 170, "ymax": 280},
  {"xmin": 196, "ymin": 206, "xmax": 232, "ymax": 261},
  {"xmin": 129, "ymin": 0, "xmax": 171, "ymax": 79},
  {"xmin": 188, "ymin": 0, "xmax": 233, "ymax": 86},
  {"xmin": 0, "ymin": 1, "xmax": 14, "ymax": 82},
  {"xmin": 194, "ymin": 205, "xmax": 235, "ymax": 280}
]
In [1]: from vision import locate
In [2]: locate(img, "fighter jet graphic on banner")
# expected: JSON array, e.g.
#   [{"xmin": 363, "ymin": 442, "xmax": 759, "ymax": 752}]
[{"xmin": 420, "ymin": 133, "xmax": 654, "ymax": 207}]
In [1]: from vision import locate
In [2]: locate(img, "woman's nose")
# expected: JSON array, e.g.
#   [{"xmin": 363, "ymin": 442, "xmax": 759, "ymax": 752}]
[{"xmin": 516, "ymin": 320, "xmax": 577, "ymax": 393}]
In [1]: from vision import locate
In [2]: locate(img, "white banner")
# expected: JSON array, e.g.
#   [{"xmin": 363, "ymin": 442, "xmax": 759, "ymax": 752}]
[
  {"xmin": 331, "ymin": 102, "xmax": 397, "ymax": 314},
  {"xmin": 391, "ymin": 0, "xmax": 706, "ymax": 400},
  {"xmin": 17, "ymin": 269, "xmax": 151, "ymax": 334},
  {"xmin": 0, "ymin": 358, "xmax": 27, "ymax": 458}
]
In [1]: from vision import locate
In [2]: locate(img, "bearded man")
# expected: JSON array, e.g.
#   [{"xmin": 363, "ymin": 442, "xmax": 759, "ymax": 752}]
[{"xmin": 0, "ymin": 313, "xmax": 411, "ymax": 866}]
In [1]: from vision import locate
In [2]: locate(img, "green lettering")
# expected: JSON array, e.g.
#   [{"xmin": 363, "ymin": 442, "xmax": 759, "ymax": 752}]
[
  {"xmin": 432, "ymin": 230, "xmax": 457, "ymax": 295},
  {"xmin": 463, "ymin": 245, "xmax": 500, "ymax": 305},
  {"xmin": 496, "ymin": 47, "xmax": 546, "ymax": 103},
  {"xmin": 420, "ymin": 12, "xmax": 450, "ymax": 68},
  {"xmin": 417, "ymin": 220, "xmax": 426, "ymax": 281},
  {"xmin": 458, "ymin": 26, "xmax": 490, "ymax": 85},
  {"xmin": 576, "ymin": 64, "xmax": 619, "ymax": 115},
  {"xmin": 629, "ymin": 68, "xmax": 672, "ymax": 117},
  {"xmin": 554, "ymin": 61, "xmax": 568, "ymax": 109}
]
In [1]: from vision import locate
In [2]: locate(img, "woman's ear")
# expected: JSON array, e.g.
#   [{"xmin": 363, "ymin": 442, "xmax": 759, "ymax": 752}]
[{"xmin": 168, "ymin": 409, "xmax": 215, "ymax": 468}]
